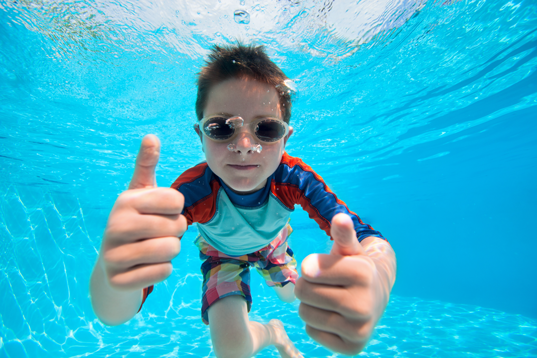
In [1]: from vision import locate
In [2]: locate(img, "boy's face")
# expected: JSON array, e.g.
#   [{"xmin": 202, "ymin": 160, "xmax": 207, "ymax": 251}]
[{"xmin": 196, "ymin": 77, "xmax": 293, "ymax": 194}]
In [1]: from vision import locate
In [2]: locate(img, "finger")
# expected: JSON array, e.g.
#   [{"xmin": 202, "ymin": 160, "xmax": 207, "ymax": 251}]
[
  {"xmin": 129, "ymin": 134, "xmax": 161, "ymax": 190},
  {"xmin": 295, "ymin": 277, "xmax": 372, "ymax": 320},
  {"xmin": 300, "ymin": 253, "xmax": 375, "ymax": 286},
  {"xmin": 125, "ymin": 187, "xmax": 185, "ymax": 215},
  {"xmin": 106, "ymin": 212, "xmax": 187, "ymax": 243},
  {"xmin": 305, "ymin": 325, "xmax": 366, "ymax": 356},
  {"xmin": 108, "ymin": 262, "xmax": 173, "ymax": 291},
  {"xmin": 299, "ymin": 303, "xmax": 372, "ymax": 343},
  {"xmin": 330, "ymin": 213, "xmax": 365, "ymax": 256},
  {"xmin": 103, "ymin": 236, "xmax": 181, "ymax": 270}
]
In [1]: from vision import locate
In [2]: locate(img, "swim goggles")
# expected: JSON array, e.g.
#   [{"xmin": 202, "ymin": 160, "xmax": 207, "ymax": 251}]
[{"xmin": 195, "ymin": 116, "xmax": 289, "ymax": 143}]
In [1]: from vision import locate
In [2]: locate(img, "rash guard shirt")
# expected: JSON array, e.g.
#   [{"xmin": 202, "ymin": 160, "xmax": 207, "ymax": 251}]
[
  {"xmin": 170, "ymin": 152, "xmax": 384, "ymax": 256},
  {"xmin": 138, "ymin": 152, "xmax": 386, "ymax": 310}
]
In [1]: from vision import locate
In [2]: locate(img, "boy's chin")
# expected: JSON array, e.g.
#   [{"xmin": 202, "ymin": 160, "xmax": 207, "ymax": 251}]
[{"xmin": 224, "ymin": 179, "xmax": 265, "ymax": 194}]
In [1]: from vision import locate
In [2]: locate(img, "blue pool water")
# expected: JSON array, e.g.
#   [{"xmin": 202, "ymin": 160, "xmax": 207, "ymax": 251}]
[{"xmin": 1, "ymin": 0, "xmax": 537, "ymax": 357}]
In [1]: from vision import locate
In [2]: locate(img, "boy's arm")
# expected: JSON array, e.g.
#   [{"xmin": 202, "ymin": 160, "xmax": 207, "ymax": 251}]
[
  {"xmin": 275, "ymin": 153, "xmax": 385, "ymax": 243},
  {"xmin": 295, "ymin": 214, "xmax": 396, "ymax": 356},
  {"xmin": 90, "ymin": 258, "xmax": 144, "ymax": 326},
  {"xmin": 89, "ymin": 135, "xmax": 185, "ymax": 325}
]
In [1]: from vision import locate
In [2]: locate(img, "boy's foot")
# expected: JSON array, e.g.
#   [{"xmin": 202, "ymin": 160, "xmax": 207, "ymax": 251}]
[{"xmin": 268, "ymin": 319, "xmax": 303, "ymax": 358}]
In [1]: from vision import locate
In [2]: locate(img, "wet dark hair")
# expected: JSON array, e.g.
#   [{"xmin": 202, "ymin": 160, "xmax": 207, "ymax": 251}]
[{"xmin": 195, "ymin": 43, "xmax": 293, "ymax": 123}]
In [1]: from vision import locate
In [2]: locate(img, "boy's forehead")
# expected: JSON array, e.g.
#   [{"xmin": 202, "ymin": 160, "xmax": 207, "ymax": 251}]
[{"xmin": 204, "ymin": 78, "xmax": 282, "ymax": 119}]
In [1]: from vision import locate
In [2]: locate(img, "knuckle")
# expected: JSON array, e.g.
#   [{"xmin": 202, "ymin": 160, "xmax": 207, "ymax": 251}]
[
  {"xmin": 348, "ymin": 300, "xmax": 372, "ymax": 319},
  {"xmin": 347, "ymin": 258, "xmax": 375, "ymax": 286},
  {"xmin": 339, "ymin": 292, "xmax": 373, "ymax": 320},
  {"xmin": 159, "ymin": 237, "xmax": 181, "ymax": 258},
  {"xmin": 101, "ymin": 250, "xmax": 116, "ymax": 266},
  {"xmin": 116, "ymin": 191, "xmax": 136, "ymax": 209},
  {"xmin": 340, "ymin": 342, "xmax": 365, "ymax": 356},
  {"xmin": 101, "ymin": 246, "xmax": 124, "ymax": 266},
  {"xmin": 356, "ymin": 320, "xmax": 374, "ymax": 340},
  {"xmin": 298, "ymin": 303, "xmax": 310, "ymax": 321},
  {"xmin": 176, "ymin": 215, "xmax": 187, "ymax": 236},
  {"xmin": 294, "ymin": 278, "xmax": 306, "ymax": 299},
  {"xmin": 160, "ymin": 188, "xmax": 185, "ymax": 211},
  {"xmin": 108, "ymin": 274, "xmax": 127, "ymax": 290},
  {"xmin": 342, "ymin": 319, "xmax": 372, "ymax": 343},
  {"xmin": 171, "ymin": 189, "xmax": 185, "ymax": 208},
  {"xmin": 115, "ymin": 191, "xmax": 129, "ymax": 204},
  {"xmin": 156, "ymin": 263, "xmax": 173, "ymax": 281},
  {"xmin": 105, "ymin": 215, "xmax": 131, "ymax": 239},
  {"xmin": 170, "ymin": 239, "xmax": 181, "ymax": 257}
]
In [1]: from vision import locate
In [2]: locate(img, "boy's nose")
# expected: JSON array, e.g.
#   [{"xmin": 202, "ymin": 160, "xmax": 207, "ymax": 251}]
[{"xmin": 234, "ymin": 131, "xmax": 257, "ymax": 154}]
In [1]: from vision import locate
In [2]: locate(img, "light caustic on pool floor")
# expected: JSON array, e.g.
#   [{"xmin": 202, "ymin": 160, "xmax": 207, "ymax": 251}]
[{"xmin": 0, "ymin": 183, "xmax": 536, "ymax": 357}]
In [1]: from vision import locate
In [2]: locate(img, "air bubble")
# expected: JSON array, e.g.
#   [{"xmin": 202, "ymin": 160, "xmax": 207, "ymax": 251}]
[
  {"xmin": 227, "ymin": 143, "xmax": 262, "ymax": 153},
  {"xmin": 240, "ymin": 0, "xmax": 245, "ymax": 5},
  {"xmin": 252, "ymin": 144, "xmax": 262, "ymax": 153},
  {"xmin": 284, "ymin": 79, "xmax": 297, "ymax": 92},
  {"xmin": 226, "ymin": 117, "xmax": 244, "ymax": 129},
  {"xmin": 234, "ymin": 10, "xmax": 250, "ymax": 24}
]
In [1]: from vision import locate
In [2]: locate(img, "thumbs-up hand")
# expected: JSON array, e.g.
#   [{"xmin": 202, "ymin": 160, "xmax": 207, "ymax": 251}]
[
  {"xmin": 99, "ymin": 135, "xmax": 187, "ymax": 292},
  {"xmin": 295, "ymin": 213, "xmax": 392, "ymax": 355}
]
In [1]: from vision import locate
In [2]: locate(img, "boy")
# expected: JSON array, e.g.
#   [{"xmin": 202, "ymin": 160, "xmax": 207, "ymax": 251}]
[{"xmin": 90, "ymin": 44, "xmax": 396, "ymax": 358}]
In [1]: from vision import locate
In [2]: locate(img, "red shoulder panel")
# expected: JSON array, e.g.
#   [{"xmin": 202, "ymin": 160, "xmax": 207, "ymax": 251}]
[{"xmin": 171, "ymin": 162, "xmax": 208, "ymax": 190}]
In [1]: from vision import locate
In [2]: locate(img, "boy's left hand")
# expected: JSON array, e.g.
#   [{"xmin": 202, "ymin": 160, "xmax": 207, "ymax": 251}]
[{"xmin": 295, "ymin": 213, "xmax": 393, "ymax": 355}]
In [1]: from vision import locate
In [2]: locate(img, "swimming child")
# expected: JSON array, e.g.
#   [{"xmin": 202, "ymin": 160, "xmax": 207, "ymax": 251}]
[{"xmin": 90, "ymin": 44, "xmax": 397, "ymax": 358}]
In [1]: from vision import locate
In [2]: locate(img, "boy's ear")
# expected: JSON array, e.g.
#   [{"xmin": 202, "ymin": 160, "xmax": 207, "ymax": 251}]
[
  {"xmin": 283, "ymin": 126, "xmax": 293, "ymax": 147},
  {"xmin": 194, "ymin": 124, "xmax": 204, "ymax": 151}
]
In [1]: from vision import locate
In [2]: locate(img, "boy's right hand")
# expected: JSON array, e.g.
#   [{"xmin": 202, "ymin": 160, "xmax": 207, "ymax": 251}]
[{"xmin": 99, "ymin": 134, "xmax": 186, "ymax": 292}]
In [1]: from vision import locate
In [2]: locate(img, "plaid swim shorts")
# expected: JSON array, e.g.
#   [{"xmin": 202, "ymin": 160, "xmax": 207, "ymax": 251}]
[{"xmin": 197, "ymin": 223, "xmax": 298, "ymax": 325}]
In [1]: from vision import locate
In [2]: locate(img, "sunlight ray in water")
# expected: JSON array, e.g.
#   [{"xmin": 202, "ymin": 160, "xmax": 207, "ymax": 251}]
[{"xmin": 1, "ymin": 0, "xmax": 428, "ymax": 59}]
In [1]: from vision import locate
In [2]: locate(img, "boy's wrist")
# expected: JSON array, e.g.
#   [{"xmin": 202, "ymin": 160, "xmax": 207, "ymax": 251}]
[{"xmin": 90, "ymin": 259, "xmax": 144, "ymax": 326}]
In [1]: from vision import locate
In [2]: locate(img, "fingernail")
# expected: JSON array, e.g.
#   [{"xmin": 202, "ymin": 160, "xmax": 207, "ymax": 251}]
[{"xmin": 302, "ymin": 254, "xmax": 320, "ymax": 278}]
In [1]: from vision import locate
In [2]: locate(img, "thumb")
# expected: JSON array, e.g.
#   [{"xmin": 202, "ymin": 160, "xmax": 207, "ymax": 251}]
[
  {"xmin": 330, "ymin": 213, "xmax": 365, "ymax": 256},
  {"xmin": 128, "ymin": 134, "xmax": 161, "ymax": 190}
]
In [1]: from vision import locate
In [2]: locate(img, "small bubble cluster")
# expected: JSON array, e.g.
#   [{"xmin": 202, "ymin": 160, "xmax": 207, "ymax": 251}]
[{"xmin": 227, "ymin": 143, "xmax": 262, "ymax": 153}]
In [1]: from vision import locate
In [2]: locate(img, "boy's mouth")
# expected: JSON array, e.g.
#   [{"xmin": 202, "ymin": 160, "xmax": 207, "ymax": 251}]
[{"xmin": 228, "ymin": 164, "xmax": 260, "ymax": 170}]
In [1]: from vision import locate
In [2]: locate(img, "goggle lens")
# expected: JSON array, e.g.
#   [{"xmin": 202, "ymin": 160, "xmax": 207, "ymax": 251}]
[
  {"xmin": 255, "ymin": 119, "xmax": 287, "ymax": 143},
  {"xmin": 201, "ymin": 117, "xmax": 287, "ymax": 143},
  {"xmin": 202, "ymin": 117, "xmax": 234, "ymax": 140}
]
